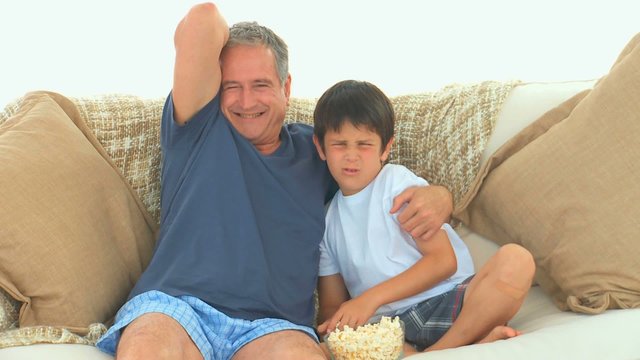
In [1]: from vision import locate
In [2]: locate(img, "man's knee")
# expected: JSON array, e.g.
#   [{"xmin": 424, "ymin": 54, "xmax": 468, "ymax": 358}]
[
  {"xmin": 118, "ymin": 313, "xmax": 202, "ymax": 360},
  {"xmin": 121, "ymin": 313, "xmax": 175, "ymax": 340},
  {"xmin": 233, "ymin": 330, "xmax": 324, "ymax": 360},
  {"xmin": 275, "ymin": 346, "xmax": 326, "ymax": 360},
  {"xmin": 277, "ymin": 333, "xmax": 325, "ymax": 360}
]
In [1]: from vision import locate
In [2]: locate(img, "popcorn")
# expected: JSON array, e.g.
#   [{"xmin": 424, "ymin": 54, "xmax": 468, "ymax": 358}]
[{"xmin": 325, "ymin": 316, "xmax": 404, "ymax": 360}]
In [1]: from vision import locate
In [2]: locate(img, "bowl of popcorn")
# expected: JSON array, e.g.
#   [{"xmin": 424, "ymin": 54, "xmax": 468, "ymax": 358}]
[{"xmin": 324, "ymin": 316, "xmax": 405, "ymax": 360}]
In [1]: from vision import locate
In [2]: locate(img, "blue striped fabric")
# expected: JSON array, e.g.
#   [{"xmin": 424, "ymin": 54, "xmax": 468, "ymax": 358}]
[
  {"xmin": 399, "ymin": 275, "xmax": 474, "ymax": 351},
  {"xmin": 96, "ymin": 290, "xmax": 317, "ymax": 360}
]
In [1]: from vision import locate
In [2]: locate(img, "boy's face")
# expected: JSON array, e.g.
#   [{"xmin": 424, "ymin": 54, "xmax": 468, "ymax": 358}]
[{"xmin": 314, "ymin": 121, "xmax": 393, "ymax": 196}]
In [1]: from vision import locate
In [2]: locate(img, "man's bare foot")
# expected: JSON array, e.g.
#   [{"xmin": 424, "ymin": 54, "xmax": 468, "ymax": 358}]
[{"xmin": 477, "ymin": 325, "xmax": 521, "ymax": 344}]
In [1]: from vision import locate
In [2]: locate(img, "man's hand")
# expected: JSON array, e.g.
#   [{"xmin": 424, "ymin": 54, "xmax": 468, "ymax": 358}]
[{"xmin": 390, "ymin": 185, "xmax": 453, "ymax": 242}]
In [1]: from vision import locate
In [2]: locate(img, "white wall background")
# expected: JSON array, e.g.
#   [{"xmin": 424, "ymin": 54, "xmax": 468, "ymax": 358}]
[{"xmin": 1, "ymin": 0, "xmax": 638, "ymax": 107}]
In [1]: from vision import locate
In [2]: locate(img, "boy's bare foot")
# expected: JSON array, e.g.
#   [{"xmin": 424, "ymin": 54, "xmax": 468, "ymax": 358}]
[{"xmin": 477, "ymin": 325, "xmax": 521, "ymax": 344}]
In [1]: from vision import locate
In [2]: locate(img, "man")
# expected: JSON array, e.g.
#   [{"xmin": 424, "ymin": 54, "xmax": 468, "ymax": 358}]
[{"xmin": 96, "ymin": 3, "xmax": 453, "ymax": 359}]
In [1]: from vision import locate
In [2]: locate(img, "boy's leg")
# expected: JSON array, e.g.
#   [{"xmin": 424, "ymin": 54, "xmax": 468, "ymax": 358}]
[
  {"xmin": 426, "ymin": 243, "xmax": 535, "ymax": 351},
  {"xmin": 403, "ymin": 342, "xmax": 419, "ymax": 356}
]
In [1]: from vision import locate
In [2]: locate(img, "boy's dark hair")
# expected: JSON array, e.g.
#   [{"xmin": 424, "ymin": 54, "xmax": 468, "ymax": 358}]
[{"xmin": 313, "ymin": 80, "xmax": 394, "ymax": 152}]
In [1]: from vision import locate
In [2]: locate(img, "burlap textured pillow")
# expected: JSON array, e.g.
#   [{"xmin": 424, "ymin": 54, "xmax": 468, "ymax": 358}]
[
  {"xmin": 70, "ymin": 95, "xmax": 165, "ymax": 225},
  {"xmin": 0, "ymin": 91, "xmax": 156, "ymax": 333},
  {"xmin": 286, "ymin": 81, "xmax": 517, "ymax": 206},
  {"xmin": 455, "ymin": 33, "xmax": 640, "ymax": 314},
  {"xmin": 0, "ymin": 289, "xmax": 19, "ymax": 331}
]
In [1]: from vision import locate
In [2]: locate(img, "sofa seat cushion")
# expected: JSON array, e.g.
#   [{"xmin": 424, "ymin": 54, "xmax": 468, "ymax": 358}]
[
  {"xmin": 408, "ymin": 305, "xmax": 640, "ymax": 360},
  {"xmin": 0, "ymin": 343, "xmax": 113, "ymax": 360}
]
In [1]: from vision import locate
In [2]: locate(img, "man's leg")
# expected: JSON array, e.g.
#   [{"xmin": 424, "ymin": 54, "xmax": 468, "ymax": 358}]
[
  {"xmin": 116, "ymin": 313, "xmax": 203, "ymax": 360},
  {"xmin": 426, "ymin": 243, "xmax": 535, "ymax": 351},
  {"xmin": 232, "ymin": 330, "xmax": 327, "ymax": 360}
]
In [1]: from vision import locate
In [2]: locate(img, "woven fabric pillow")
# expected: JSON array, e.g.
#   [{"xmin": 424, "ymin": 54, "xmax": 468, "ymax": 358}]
[
  {"xmin": 70, "ymin": 95, "xmax": 165, "ymax": 225},
  {"xmin": 0, "ymin": 91, "xmax": 157, "ymax": 333},
  {"xmin": 455, "ymin": 33, "xmax": 640, "ymax": 314},
  {"xmin": 286, "ymin": 81, "xmax": 517, "ymax": 206},
  {"xmin": 0, "ymin": 289, "xmax": 19, "ymax": 331},
  {"xmin": 0, "ymin": 81, "xmax": 515, "ymax": 226},
  {"xmin": 0, "ymin": 80, "xmax": 514, "ymax": 337}
]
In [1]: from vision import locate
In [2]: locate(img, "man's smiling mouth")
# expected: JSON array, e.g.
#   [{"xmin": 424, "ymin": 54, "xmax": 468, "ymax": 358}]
[{"xmin": 235, "ymin": 112, "xmax": 265, "ymax": 118}]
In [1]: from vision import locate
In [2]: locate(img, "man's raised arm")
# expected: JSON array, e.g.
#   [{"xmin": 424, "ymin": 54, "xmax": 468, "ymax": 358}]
[{"xmin": 172, "ymin": 3, "xmax": 229, "ymax": 125}]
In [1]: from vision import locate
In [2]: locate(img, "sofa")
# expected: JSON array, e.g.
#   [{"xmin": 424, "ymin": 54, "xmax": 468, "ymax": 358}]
[{"xmin": 1, "ymin": 34, "xmax": 640, "ymax": 360}]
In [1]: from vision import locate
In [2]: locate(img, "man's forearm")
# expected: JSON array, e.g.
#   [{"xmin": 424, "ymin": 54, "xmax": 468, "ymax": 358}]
[{"xmin": 172, "ymin": 3, "xmax": 229, "ymax": 124}]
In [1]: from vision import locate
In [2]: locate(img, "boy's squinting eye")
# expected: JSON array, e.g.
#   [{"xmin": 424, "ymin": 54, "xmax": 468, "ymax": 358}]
[{"xmin": 357, "ymin": 141, "xmax": 376, "ymax": 148}]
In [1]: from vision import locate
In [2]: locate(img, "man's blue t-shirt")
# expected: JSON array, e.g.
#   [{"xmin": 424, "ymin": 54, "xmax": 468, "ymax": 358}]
[{"xmin": 129, "ymin": 94, "xmax": 335, "ymax": 327}]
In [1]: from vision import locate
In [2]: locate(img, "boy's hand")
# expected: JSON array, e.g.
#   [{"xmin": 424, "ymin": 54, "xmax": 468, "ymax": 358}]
[
  {"xmin": 390, "ymin": 185, "xmax": 453, "ymax": 242},
  {"xmin": 317, "ymin": 297, "xmax": 378, "ymax": 334}
]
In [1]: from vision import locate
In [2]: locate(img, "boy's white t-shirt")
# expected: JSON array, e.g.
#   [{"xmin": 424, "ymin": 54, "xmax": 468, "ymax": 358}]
[{"xmin": 319, "ymin": 164, "xmax": 474, "ymax": 317}]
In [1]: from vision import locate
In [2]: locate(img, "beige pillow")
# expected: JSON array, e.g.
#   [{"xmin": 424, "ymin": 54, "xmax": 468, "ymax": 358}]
[
  {"xmin": 455, "ymin": 33, "xmax": 640, "ymax": 314},
  {"xmin": 2, "ymin": 94, "xmax": 166, "ymax": 226},
  {"xmin": 0, "ymin": 92, "xmax": 157, "ymax": 333}
]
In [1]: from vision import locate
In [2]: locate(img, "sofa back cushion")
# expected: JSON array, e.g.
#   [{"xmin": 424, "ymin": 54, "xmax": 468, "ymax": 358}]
[
  {"xmin": 0, "ymin": 80, "xmax": 517, "ymax": 336},
  {"xmin": 479, "ymin": 80, "xmax": 596, "ymax": 166}
]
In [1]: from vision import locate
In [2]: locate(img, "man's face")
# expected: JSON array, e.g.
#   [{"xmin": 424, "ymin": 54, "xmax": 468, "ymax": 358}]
[{"xmin": 220, "ymin": 45, "xmax": 291, "ymax": 155}]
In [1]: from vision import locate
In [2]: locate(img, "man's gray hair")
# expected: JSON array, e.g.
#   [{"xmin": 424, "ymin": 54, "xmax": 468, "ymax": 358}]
[{"xmin": 226, "ymin": 21, "xmax": 289, "ymax": 85}]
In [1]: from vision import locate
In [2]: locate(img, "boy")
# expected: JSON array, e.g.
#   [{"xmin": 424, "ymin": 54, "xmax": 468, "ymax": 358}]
[{"xmin": 313, "ymin": 80, "xmax": 535, "ymax": 353}]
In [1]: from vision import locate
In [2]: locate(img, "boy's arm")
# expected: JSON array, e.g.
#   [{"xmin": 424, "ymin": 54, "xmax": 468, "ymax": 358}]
[
  {"xmin": 320, "ymin": 229, "xmax": 457, "ymax": 333},
  {"xmin": 317, "ymin": 274, "xmax": 350, "ymax": 335},
  {"xmin": 367, "ymin": 229, "xmax": 457, "ymax": 305}
]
